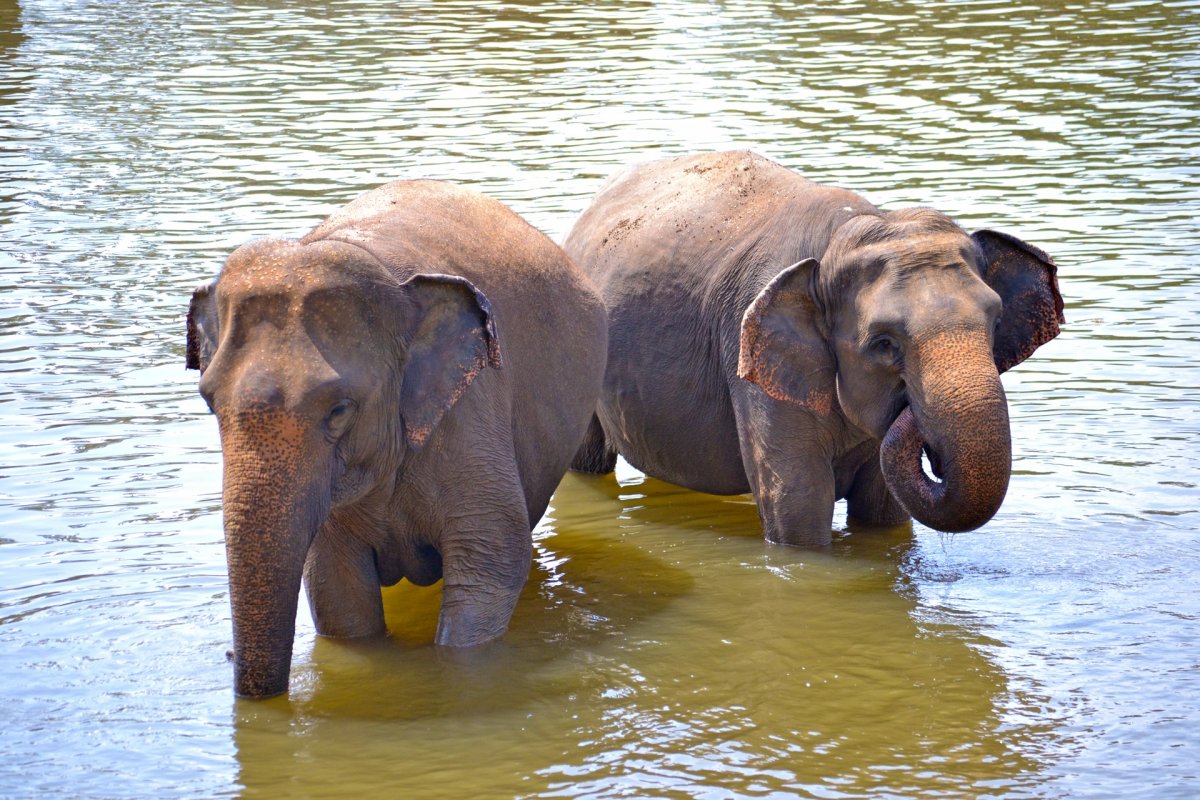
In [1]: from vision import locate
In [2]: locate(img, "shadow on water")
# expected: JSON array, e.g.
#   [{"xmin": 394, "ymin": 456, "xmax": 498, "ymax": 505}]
[{"xmin": 229, "ymin": 472, "xmax": 1062, "ymax": 799}]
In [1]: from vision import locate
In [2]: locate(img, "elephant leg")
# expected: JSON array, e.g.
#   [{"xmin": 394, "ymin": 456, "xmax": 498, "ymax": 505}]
[
  {"xmin": 845, "ymin": 451, "xmax": 911, "ymax": 528},
  {"xmin": 732, "ymin": 389, "xmax": 838, "ymax": 547},
  {"xmin": 570, "ymin": 413, "xmax": 617, "ymax": 474},
  {"xmin": 749, "ymin": 454, "xmax": 837, "ymax": 547},
  {"xmin": 435, "ymin": 503, "xmax": 532, "ymax": 648},
  {"xmin": 303, "ymin": 526, "xmax": 385, "ymax": 639}
]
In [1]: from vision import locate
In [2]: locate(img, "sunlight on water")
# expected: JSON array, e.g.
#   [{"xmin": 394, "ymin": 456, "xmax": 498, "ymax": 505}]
[{"xmin": 1, "ymin": 0, "xmax": 1198, "ymax": 797}]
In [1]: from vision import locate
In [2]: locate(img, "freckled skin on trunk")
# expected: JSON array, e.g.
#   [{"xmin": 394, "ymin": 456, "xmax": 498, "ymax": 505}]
[{"xmin": 219, "ymin": 406, "xmax": 329, "ymax": 699}]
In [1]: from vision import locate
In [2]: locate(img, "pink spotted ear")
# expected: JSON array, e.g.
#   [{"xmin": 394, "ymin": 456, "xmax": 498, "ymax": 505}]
[
  {"xmin": 972, "ymin": 230, "xmax": 1065, "ymax": 373},
  {"xmin": 737, "ymin": 259, "xmax": 836, "ymax": 416},
  {"xmin": 397, "ymin": 273, "xmax": 502, "ymax": 449}
]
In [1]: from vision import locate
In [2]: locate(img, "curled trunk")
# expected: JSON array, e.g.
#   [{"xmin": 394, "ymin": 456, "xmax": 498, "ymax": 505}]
[{"xmin": 880, "ymin": 332, "xmax": 1012, "ymax": 533}]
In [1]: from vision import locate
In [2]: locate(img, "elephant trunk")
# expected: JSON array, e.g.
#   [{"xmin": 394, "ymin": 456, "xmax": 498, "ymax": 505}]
[
  {"xmin": 880, "ymin": 331, "xmax": 1012, "ymax": 533},
  {"xmin": 218, "ymin": 407, "xmax": 329, "ymax": 698}
]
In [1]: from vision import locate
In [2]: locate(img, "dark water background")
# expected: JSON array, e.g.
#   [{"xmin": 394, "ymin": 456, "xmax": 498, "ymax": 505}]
[{"xmin": 1, "ymin": 0, "xmax": 1198, "ymax": 797}]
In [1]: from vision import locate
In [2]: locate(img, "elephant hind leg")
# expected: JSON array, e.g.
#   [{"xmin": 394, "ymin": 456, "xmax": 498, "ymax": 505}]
[{"xmin": 570, "ymin": 413, "xmax": 617, "ymax": 474}]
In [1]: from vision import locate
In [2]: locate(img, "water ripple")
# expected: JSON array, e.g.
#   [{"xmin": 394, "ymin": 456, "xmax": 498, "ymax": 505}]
[{"xmin": 2, "ymin": 0, "xmax": 1198, "ymax": 797}]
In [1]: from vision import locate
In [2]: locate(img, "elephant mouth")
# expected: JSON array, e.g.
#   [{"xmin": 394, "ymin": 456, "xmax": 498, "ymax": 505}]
[
  {"xmin": 890, "ymin": 405, "xmax": 946, "ymax": 485},
  {"xmin": 881, "ymin": 407, "xmax": 948, "ymax": 518},
  {"xmin": 880, "ymin": 393, "xmax": 945, "ymax": 483},
  {"xmin": 923, "ymin": 441, "xmax": 945, "ymax": 481}
]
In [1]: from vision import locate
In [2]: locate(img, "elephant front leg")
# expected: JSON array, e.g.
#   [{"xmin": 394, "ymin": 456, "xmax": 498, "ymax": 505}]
[
  {"xmin": 435, "ymin": 510, "xmax": 532, "ymax": 648},
  {"xmin": 748, "ymin": 454, "xmax": 838, "ymax": 547},
  {"xmin": 733, "ymin": 389, "xmax": 839, "ymax": 547},
  {"xmin": 570, "ymin": 413, "xmax": 617, "ymax": 475},
  {"xmin": 303, "ymin": 527, "xmax": 386, "ymax": 639},
  {"xmin": 845, "ymin": 448, "xmax": 911, "ymax": 528}
]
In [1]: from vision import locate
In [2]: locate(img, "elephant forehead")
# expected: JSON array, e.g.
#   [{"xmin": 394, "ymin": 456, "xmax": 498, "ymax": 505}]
[
  {"xmin": 863, "ymin": 233, "xmax": 977, "ymax": 274},
  {"xmin": 836, "ymin": 263, "xmax": 998, "ymax": 345},
  {"xmin": 220, "ymin": 238, "xmax": 381, "ymax": 298},
  {"xmin": 844, "ymin": 242, "xmax": 982, "ymax": 313}
]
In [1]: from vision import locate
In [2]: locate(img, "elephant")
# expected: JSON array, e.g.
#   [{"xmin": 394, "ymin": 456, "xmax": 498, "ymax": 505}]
[
  {"xmin": 186, "ymin": 179, "xmax": 607, "ymax": 698},
  {"xmin": 567, "ymin": 150, "xmax": 1063, "ymax": 547}
]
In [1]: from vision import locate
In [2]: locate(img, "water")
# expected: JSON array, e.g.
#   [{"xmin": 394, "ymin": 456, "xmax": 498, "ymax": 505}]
[{"xmin": 1, "ymin": 0, "xmax": 1198, "ymax": 797}]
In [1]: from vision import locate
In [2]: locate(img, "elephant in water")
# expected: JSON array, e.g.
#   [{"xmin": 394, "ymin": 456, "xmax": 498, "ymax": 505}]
[
  {"xmin": 567, "ymin": 150, "xmax": 1063, "ymax": 547},
  {"xmin": 187, "ymin": 180, "xmax": 607, "ymax": 697}
]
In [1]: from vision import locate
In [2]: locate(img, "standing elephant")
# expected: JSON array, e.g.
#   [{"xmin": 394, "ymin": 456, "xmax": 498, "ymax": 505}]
[
  {"xmin": 187, "ymin": 180, "xmax": 607, "ymax": 698},
  {"xmin": 568, "ymin": 150, "xmax": 1063, "ymax": 547}
]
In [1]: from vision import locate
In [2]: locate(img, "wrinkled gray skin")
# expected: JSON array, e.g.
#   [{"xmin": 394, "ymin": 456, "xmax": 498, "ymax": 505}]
[
  {"xmin": 187, "ymin": 180, "xmax": 606, "ymax": 698},
  {"xmin": 568, "ymin": 151, "xmax": 1063, "ymax": 546}
]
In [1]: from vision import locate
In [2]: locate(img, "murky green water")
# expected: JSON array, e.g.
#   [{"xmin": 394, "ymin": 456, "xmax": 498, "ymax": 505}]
[{"xmin": 2, "ymin": 0, "xmax": 1198, "ymax": 797}]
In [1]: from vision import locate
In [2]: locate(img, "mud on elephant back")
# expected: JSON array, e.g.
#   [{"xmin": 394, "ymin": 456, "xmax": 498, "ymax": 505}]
[
  {"xmin": 567, "ymin": 150, "xmax": 1063, "ymax": 547},
  {"xmin": 187, "ymin": 179, "xmax": 606, "ymax": 698}
]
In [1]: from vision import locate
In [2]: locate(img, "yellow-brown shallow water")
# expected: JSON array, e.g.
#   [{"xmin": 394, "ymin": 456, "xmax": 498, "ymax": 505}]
[
  {"xmin": 235, "ymin": 471, "xmax": 1050, "ymax": 798},
  {"xmin": 1, "ymin": 0, "xmax": 1198, "ymax": 797}
]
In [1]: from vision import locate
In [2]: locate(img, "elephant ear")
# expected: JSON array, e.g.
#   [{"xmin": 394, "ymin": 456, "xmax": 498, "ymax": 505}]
[
  {"xmin": 398, "ymin": 273, "xmax": 502, "ymax": 450},
  {"xmin": 973, "ymin": 230, "xmax": 1065, "ymax": 373},
  {"xmin": 736, "ymin": 258, "xmax": 835, "ymax": 416},
  {"xmin": 186, "ymin": 278, "xmax": 219, "ymax": 372}
]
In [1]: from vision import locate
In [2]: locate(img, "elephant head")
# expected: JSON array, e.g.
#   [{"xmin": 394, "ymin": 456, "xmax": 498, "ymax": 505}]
[
  {"xmin": 738, "ymin": 209, "xmax": 1063, "ymax": 532},
  {"xmin": 186, "ymin": 238, "xmax": 501, "ymax": 698}
]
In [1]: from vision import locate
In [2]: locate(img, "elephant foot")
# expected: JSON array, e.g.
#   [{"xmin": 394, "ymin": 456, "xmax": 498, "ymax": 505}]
[{"xmin": 435, "ymin": 586, "xmax": 523, "ymax": 647}]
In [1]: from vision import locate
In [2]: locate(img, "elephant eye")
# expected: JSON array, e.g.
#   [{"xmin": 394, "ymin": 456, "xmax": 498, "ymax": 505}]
[
  {"xmin": 867, "ymin": 334, "xmax": 904, "ymax": 368},
  {"xmin": 869, "ymin": 335, "xmax": 898, "ymax": 355},
  {"xmin": 325, "ymin": 400, "xmax": 356, "ymax": 433}
]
